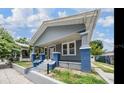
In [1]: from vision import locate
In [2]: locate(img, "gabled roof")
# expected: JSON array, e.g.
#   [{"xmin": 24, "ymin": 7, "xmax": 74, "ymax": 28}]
[{"xmin": 30, "ymin": 9, "xmax": 100, "ymax": 46}]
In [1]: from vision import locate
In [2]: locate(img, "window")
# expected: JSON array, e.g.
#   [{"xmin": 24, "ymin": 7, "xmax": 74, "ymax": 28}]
[
  {"xmin": 63, "ymin": 44, "xmax": 67, "ymax": 55},
  {"xmin": 69, "ymin": 42, "xmax": 75, "ymax": 54},
  {"xmin": 62, "ymin": 41, "xmax": 76, "ymax": 56}
]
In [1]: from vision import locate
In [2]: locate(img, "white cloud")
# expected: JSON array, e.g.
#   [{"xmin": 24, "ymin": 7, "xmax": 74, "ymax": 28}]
[
  {"xmin": 6, "ymin": 9, "xmax": 33, "ymax": 28},
  {"xmin": 104, "ymin": 38, "xmax": 114, "ymax": 44},
  {"xmin": 93, "ymin": 30, "xmax": 114, "ymax": 44},
  {"xmin": 98, "ymin": 16, "xmax": 114, "ymax": 27},
  {"xmin": 7, "ymin": 30, "xmax": 17, "ymax": 38},
  {"xmin": 102, "ymin": 8, "xmax": 114, "ymax": 13},
  {"xmin": 27, "ymin": 12, "xmax": 49, "ymax": 28},
  {"xmin": 30, "ymin": 28, "xmax": 37, "ymax": 34},
  {"xmin": 0, "ymin": 14, "xmax": 5, "ymax": 25},
  {"xmin": 16, "ymin": 36, "xmax": 21, "ymax": 39},
  {"xmin": 0, "ymin": 8, "xmax": 51, "ymax": 39},
  {"xmin": 58, "ymin": 11, "xmax": 67, "ymax": 17},
  {"xmin": 96, "ymin": 31, "xmax": 105, "ymax": 38},
  {"xmin": 74, "ymin": 8, "xmax": 114, "ymax": 13},
  {"xmin": 73, "ymin": 8, "xmax": 95, "ymax": 13},
  {"xmin": 92, "ymin": 30, "xmax": 114, "ymax": 51}
]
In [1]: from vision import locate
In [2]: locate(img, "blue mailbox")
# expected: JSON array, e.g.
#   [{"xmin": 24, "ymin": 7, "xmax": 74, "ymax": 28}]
[{"xmin": 52, "ymin": 52, "xmax": 60, "ymax": 67}]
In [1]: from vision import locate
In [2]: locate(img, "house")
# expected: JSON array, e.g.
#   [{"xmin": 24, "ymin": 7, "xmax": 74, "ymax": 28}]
[
  {"xmin": 15, "ymin": 42, "xmax": 31, "ymax": 61},
  {"xmin": 95, "ymin": 51, "xmax": 114, "ymax": 64},
  {"xmin": 103, "ymin": 51, "xmax": 114, "ymax": 64},
  {"xmin": 29, "ymin": 9, "xmax": 100, "ymax": 72}
]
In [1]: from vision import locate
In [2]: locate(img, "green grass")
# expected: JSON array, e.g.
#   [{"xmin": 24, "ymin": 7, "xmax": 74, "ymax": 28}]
[
  {"xmin": 93, "ymin": 62, "xmax": 114, "ymax": 73},
  {"xmin": 51, "ymin": 69, "xmax": 106, "ymax": 84},
  {"xmin": 14, "ymin": 61, "xmax": 32, "ymax": 68},
  {"xmin": 95, "ymin": 62, "xmax": 114, "ymax": 68}
]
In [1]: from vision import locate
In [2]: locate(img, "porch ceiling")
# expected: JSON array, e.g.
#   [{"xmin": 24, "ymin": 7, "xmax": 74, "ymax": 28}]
[{"xmin": 36, "ymin": 33, "xmax": 81, "ymax": 47}]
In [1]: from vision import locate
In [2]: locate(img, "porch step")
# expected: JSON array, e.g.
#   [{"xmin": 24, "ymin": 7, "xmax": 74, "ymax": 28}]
[{"xmin": 31, "ymin": 59, "xmax": 54, "ymax": 72}]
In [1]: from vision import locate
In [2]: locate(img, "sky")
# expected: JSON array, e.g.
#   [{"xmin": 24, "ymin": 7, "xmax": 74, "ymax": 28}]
[{"xmin": 0, "ymin": 8, "xmax": 114, "ymax": 51}]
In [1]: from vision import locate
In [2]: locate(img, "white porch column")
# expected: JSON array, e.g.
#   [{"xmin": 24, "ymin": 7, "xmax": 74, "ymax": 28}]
[
  {"xmin": 32, "ymin": 47, "xmax": 35, "ymax": 53},
  {"xmin": 80, "ymin": 32, "xmax": 90, "ymax": 49},
  {"xmin": 20, "ymin": 48, "xmax": 22, "ymax": 61},
  {"xmin": 80, "ymin": 32, "xmax": 91, "ymax": 72}
]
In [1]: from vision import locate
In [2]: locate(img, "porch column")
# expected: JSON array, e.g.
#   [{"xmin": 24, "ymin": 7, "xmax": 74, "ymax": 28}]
[
  {"xmin": 52, "ymin": 52, "xmax": 61, "ymax": 67},
  {"xmin": 20, "ymin": 48, "xmax": 22, "ymax": 61},
  {"xmin": 80, "ymin": 32, "xmax": 91, "ymax": 72},
  {"xmin": 31, "ymin": 47, "xmax": 36, "ymax": 62},
  {"xmin": 40, "ymin": 53, "xmax": 45, "ymax": 61}
]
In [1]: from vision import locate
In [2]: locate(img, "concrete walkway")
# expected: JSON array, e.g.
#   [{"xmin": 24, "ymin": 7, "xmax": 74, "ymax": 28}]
[
  {"xmin": 0, "ymin": 68, "xmax": 33, "ymax": 84},
  {"xmin": 91, "ymin": 63, "xmax": 114, "ymax": 84}
]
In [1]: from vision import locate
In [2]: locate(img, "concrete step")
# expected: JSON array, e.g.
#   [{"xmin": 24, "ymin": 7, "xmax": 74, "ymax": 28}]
[{"xmin": 31, "ymin": 60, "xmax": 54, "ymax": 72}]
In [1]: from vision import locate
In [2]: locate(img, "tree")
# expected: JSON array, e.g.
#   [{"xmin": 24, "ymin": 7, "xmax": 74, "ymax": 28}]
[
  {"xmin": 90, "ymin": 40, "xmax": 104, "ymax": 56},
  {"xmin": 16, "ymin": 37, "xmax": 29, "ymax": 44},
  {"xmin": 90, "ymin": 40, "xmax": 103, "ymax": 49},
  {"xmin": 0, "ymin": 27, "xmax": 20, "ymax": 60}
]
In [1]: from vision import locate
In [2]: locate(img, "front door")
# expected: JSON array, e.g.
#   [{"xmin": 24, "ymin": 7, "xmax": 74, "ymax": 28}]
[{"xmin": 49, "ymin": 47, "xmax": 55, "ymax": 59}]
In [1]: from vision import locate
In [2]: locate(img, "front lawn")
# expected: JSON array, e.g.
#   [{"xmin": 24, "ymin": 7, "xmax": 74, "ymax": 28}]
[
  {"xmin": 50, "ymin": 68, "xmax": 106, "ymax": 84},
  {"xmin": 93, "ymin": 62, "xmax": 114, "ymax": 73},
  {"xmin": 14, "ymin": 61, "xmax": 32, "ymax": 68}
]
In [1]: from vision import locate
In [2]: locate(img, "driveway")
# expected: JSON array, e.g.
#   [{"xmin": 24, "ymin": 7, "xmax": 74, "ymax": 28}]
[{"xmin": 0, "ymin": 68, "xmax": 33, "ymax": 84}]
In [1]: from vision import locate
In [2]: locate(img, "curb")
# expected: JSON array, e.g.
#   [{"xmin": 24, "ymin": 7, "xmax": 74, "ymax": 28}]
[{"xmin": 12, "ymin": 63, "xmax": 64, "ymax": 84}]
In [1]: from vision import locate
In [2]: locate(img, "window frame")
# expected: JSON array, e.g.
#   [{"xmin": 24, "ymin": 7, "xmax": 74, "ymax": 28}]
[{"xmin": 62, "ymin": 40, "xmax": 76, "ymax": 56}]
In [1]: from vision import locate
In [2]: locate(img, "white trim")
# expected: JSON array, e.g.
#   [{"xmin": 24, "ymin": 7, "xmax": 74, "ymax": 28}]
[
  {"xmin": 48, "ymin": 45, "xmax": 56, "ymax": 52},
  {"xmin": 80, "ymin": 46, "xmax": 91, "ymax": 49},
  {"xmin": 62, "ymin": 40, "xmax": 76, "ymax": 56},
  {"xmin": 49, "ymin": 45, "xmax": 56, "ymax": 59},
  {"xmin": 52, "ymin": 52, "xmax": 61, "ymax": 54}
]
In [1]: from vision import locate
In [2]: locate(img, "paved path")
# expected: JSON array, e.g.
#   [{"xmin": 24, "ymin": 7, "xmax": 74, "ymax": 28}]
[
  {"xmin": 91, "ymin": 63, "xmax": 114, "ymax": 84},
  {"xmin": 0, "ymin": 68, "xmax": 33, "ymax": 84}
]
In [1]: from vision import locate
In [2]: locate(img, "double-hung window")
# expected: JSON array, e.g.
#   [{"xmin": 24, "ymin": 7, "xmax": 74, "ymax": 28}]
[
  {"xmin": 62, "ymin": 41, "xmax": 76, "ymax": 56},
  {"xmin": 63, "ymin": 44, "xmax": 68, "ymax": 55}
]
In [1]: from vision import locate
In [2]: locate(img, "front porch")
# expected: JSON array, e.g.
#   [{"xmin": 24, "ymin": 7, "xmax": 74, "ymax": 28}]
[
  {"xmin": 31, "ymin": 25, "xmax": 92, "ymax": 72},
  {"xmin": 31, "ymin": 31, "xmax": 92, "ymax": 72}
]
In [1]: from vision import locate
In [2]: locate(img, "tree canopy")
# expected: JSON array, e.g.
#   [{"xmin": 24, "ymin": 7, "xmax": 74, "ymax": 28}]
[
  {"xmin": 90, "ymin": 40, "xmax": 104, "ymax": 55},
  {"xmin": 16, "ymin": 37, "xmax": 29, "ymax": 44},
  {"xmin": 0, "ymin": 27, "xmax": 20, "ymax": 59}
]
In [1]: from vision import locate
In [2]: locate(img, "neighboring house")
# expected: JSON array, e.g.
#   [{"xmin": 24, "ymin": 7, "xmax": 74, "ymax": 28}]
[
  {"xmin": 29, "ymin": 10, "xmax": 100, "ymax": 72},
  {"xmin": 15, "ymin": 42, "xmax": 31, "ymax": 61},
  {"xmin": 95, "ymin": 51, "xmax": 114, "ymax": 64}
]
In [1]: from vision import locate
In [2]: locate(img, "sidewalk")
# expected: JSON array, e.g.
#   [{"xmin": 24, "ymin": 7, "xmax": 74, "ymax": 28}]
[
  {"xmin": 0, "ymin": 68, "xmax": 33, "ymax": 84},
  {"xmin": 91, "ymin": 63, "xmax": 114, "ymax": 84}
]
